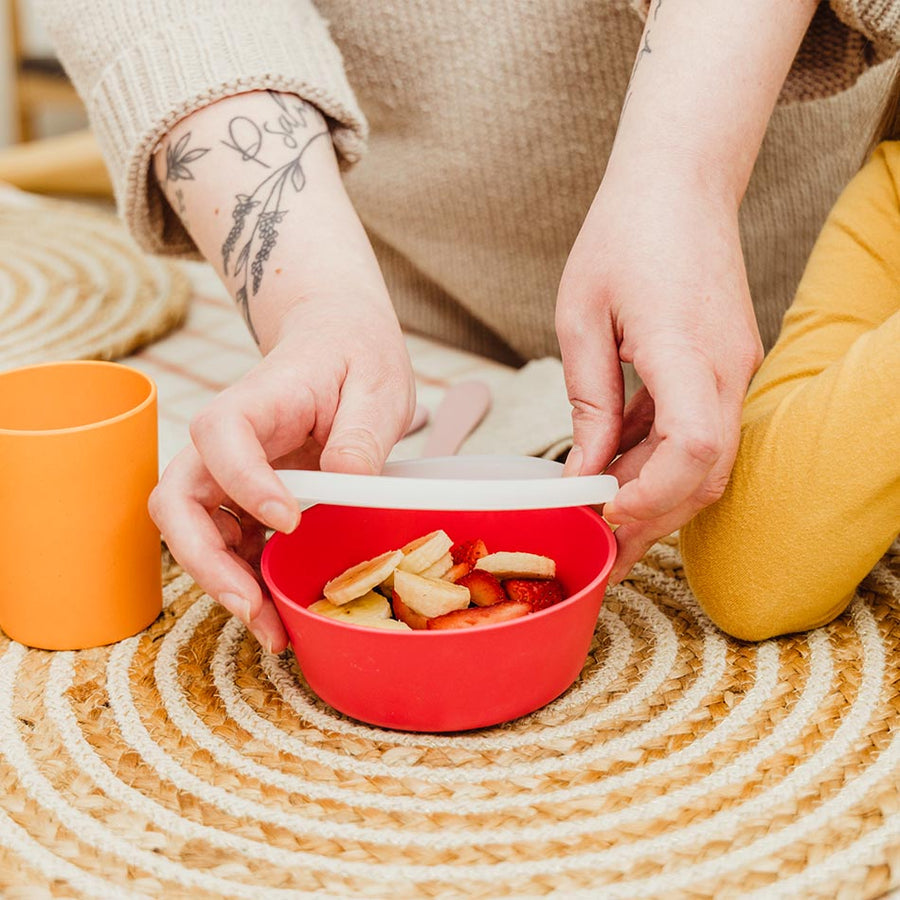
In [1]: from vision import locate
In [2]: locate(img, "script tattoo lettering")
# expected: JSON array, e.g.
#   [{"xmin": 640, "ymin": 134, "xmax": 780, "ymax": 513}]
[
  {"xmin": 220, "ymin": 91, "xmax": 317, "ymax": 167},
  {"xmin": 164, "ymin": 132, "xmax": 210, "ymax": 181},
  {"xmin": 221, "ymin": 117, "xmax": 269, "ymax": 168},
  {"xmin": 265, "ymin": 91, "xmax": 311, "ymax": 147},
  {"xmin": 221, "ymin": 128, "xmax": 329, "ymax": 341}
]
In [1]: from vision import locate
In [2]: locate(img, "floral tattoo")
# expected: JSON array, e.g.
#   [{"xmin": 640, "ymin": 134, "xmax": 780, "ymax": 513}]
[
  {"xmin": 221, "ymin": 128, "xmax": 328, "ymax": 342},
  {"xmin": 161, "ymin": 93, "xmax": 327, "ymax": 343},
  {"xmin": 164, "ymin": 133, "xmax": 210, "ymax": 181}
]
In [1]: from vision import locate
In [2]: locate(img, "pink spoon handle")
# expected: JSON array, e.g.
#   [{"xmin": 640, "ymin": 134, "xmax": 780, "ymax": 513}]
[{"xmin": 422, "ymin": 380, "xmax": 492, "ymax": 458}]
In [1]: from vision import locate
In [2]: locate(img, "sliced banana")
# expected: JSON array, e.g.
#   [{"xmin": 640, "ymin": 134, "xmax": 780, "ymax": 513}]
[
  {"xmin": 393, "ymin": 569, "xmax": 471, "ymax": 618},
  {"xmin": 398, "ymin": 530, "xmax": 454, "ymax": 573},
  {"xmin": 324, "ymin": 549, "xmax": 404, "ymax": 605},
  {"xmin": 383, "ymin": 529, "xmax": 453, "ymax": 589},
  {"xmin": 361, "ymin": 617, "xmax": 413, "ymax": 631},
  {"xmin": 308, "ymin": 598, "xmax": 341, "ymax": 619},
  {"xmin": 475, "ymin": 551, "xmax": 556, "ymax": 580},
  {"xmin": 309, "ymin": 590, "xmax": 392, "ymax": 622},
  {"xmin": 419, "ymin": 551, "xmax": 453, "ymax": 579}
]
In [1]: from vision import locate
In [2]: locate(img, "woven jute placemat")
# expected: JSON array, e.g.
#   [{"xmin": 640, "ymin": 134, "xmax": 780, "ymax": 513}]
[
  {"xmin": 0, "ymin": 537, "xmax": 897, "ymax": 898},
  {"xmin": 0, "ymin": 188, "xmax": 189, "ymax": 371}
]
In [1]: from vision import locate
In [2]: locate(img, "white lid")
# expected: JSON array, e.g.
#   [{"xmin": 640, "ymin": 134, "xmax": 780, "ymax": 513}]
[{"xmin": 278, "ymin": 454, "xmax": 618, "ymax": 511}]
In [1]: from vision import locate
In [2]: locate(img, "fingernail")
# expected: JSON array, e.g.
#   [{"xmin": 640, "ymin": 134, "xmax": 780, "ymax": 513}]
[
  {"xmin": 221, "ymin": 593, "xmax": 252, "ymax": 623},
  {"xmin": 255, "ymin": 632, "xmax": 274, "ymax": 655},
  {"xmin": 259, "ymin": 499, "xmax": 299, "ymax": 533},
  {"xmin": 606, "ymin": 509, "xmax": 636, "ymax": 526},
  {"xmin": 563, "ymin": 445, "xmax": 583, "ymax": 477}
]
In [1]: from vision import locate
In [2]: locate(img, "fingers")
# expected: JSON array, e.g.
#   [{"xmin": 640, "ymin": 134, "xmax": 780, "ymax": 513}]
[
  {"xmin": 249, "ymin": 601, "xmax": 290, "ymax": 655},
  {"xmin": 556, "ymin": 303, "xmax": 624, "ymax": 476},
  {"xmin": 149, "ymin": 446, "xmax": 283, "ymax": 651},
  {"xmin": 604, "ymin": 347, "xmax": 723, "ymax": 525},
  {"xmin": 210, "ymin": 504, "xmax": 245, "ymax": 550},
  {"xmin": 190, "ymin": 379, "xmax": 311, "ymax": 534},
  {"xmin": 604, "ymin": 386, "xmax": 744, "ymax": 582},
  {"xmin": 600, "ymin": 347, "xmax": 749, "ymax": 581},
  {"xmin": 320, "ymin": 370, "xmax": 414, "ymax": 475},
  {"xmin": 605, "ymin": 429, "xmax": 656, "ymax": 486},
  {"xmin": 618, "ymin": 387, "xmax": 654, "ymax": 455},
  {"xmin": 607, "ymin": 520, "xmax": 663, "ymax": 585},
  {"xmin": 607, "ymin": 482, "xmax": 728, "ymax": 584},
  {"xmin": 212, "ymin": 504, "xmax": 269, "ymax": 572}
]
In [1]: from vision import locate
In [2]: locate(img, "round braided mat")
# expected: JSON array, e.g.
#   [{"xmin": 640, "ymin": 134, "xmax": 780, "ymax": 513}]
[
  {"xmin": 1, "ymin": 538, "xmax": 898, "ymax": 898},
  {"xmin": 0, "ymin": 190, "xmax": 189, "ymax": 370}
]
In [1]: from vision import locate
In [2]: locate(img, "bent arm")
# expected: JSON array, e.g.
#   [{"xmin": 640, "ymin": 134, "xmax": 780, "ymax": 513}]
[
  {"xmin": 559, "ymin": 0, "xmax": 820, "ymax": 578},
  {"xmin": 151, "ymin": 90, "xmax": 390, "ymax": 354},
  {"xmin": 612, "ymin": 0, "xmax": 819, "ymax": 202},
  {"xmin": 36, "ymin": 0, "xmax": 367, "ymax": 256}
]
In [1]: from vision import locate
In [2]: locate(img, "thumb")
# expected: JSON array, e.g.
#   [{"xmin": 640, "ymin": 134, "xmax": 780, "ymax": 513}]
[
  {"xmin": 557, "ymin": 305, "xmax": 624, "ymax": 477},
  {"xmin": 319, "ymin": 378, "xmax": 410, "ymax": 475}
]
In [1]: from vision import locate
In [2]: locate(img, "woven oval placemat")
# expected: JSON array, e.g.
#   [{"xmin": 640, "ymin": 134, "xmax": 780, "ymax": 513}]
[
  {"xmin": 0, "ymin": 188, "xmax": 189, "ymax": 370},
  {"xmin": 0, "ymin": 537, "xmax": 897, "ymax": 898}
]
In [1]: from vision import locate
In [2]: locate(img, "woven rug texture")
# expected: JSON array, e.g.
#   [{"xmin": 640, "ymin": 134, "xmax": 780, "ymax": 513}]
[
  {"xmin": 0, "ymin": 537, "xmax": 898, "ymax": 898},
  {"xmin": 0, "ymin": 189, "xmax": 189, "ymax": 371}
]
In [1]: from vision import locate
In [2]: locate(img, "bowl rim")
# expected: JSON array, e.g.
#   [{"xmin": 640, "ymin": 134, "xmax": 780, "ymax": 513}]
[{"xmin": 261, "ymin": 505, "xmax": 617, "ymax": 637}]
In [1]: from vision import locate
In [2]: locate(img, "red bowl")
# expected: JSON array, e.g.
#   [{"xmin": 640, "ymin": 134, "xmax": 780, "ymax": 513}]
[{"xmin": 261, "ymin": 505, "xmax": 616, "ymax": 732}]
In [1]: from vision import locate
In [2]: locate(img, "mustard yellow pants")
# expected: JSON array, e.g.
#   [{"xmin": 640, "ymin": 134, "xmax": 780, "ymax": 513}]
[{"xmin": 681, "ymin": 141, "xmax": 900, "ymax": 641}]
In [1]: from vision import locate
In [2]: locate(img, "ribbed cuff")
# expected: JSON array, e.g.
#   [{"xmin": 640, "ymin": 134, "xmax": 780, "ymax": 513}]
[
  {"xmin": 830, "ymin": 0, "xmax": 900, "ymax": 49},
  {"xmin": 87, "ymin": 5, "xmax": 367, "ymax": 257},
  {"xmin": 632, "ymin": 1, "xmax": 900, "ymax": 53}
]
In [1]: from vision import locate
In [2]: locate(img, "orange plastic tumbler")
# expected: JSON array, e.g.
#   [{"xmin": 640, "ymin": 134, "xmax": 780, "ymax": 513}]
[{"xmin": 0, "ymin": 361, "xmax": 162, "ymax": 649}]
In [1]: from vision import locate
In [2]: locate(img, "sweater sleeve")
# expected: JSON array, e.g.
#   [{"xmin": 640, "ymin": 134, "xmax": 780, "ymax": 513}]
[
  {"xmin": 35, "ymin": 0, "xmax": 368, "ymax": 257},
  {"xmin": 828, "ymin": 0, "xmax": 900, "ymax": 51},
  {"xmin": 631, "ymin": 0, "xmax": 900, "ymax": 43},
  {"xmin": 629, "ymin": 1, "xmax": 900, "ymax": 102}
]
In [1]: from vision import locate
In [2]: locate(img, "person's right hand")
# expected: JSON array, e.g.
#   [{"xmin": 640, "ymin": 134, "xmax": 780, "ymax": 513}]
[
  {"xmin": 556, "ymin": 166, "xmax": 764, "ymax": 584},
  {"xmin": 149, "ymin": 299, "xmax": 416, "ymax": 654}
]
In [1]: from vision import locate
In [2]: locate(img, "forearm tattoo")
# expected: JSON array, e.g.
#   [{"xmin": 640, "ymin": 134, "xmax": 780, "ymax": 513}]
[
  {"xmin": 621, "ymin": 0, "xmax": 662, "ymax": 119},
  {"xmin": 163, "ymin": 132, "xmax": 210, "ymax": 233},
  {"xmin": 220, "ymin": 93, "xmax": 314, "ymax": 168},
  {"xmin": 161, "ymin": 92, "xmax": 328, "ymax": 343},
  {"xmin": 164, "ymin": 132, "xmax": 210, "ymax": 181},
  {"xmin": 221, "ymin": 125, "xmax": 328, "ymax": 342}
]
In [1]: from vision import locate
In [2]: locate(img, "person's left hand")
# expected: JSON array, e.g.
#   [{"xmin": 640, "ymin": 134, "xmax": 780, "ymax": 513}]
[{"xmin": 556, "ymin": 166, "xmax": 764, "ymax": 583}]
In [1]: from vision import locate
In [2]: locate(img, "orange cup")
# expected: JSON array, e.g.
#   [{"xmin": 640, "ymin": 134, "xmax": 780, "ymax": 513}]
[{"xmin": 0, "ymin": 361, "xmax": 161, "ymax": 649}]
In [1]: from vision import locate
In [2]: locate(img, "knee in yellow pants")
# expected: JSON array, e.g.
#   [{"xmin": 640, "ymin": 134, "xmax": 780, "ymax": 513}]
[{"xmin": 680, "ymin": 509, "xmax": 856, "ymax": 642}]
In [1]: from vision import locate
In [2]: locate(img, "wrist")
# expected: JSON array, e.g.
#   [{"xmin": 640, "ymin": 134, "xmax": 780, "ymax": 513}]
[
  {"xmin": 263, "ymin": 277, "xmax": 400, "ymax": 354},
  {"xmin": 602, "ymin": 136, "xmax": 746, "ymax": 211}
]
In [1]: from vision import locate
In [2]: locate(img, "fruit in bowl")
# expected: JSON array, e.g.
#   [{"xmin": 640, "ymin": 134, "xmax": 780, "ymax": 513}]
[
  {"xmin": 261, "ymin": 505, "xmax": 616, "ymax": 732},
  {"xmin": 309, "ymin": 529, "xmax": 567, "ymax": 631}
]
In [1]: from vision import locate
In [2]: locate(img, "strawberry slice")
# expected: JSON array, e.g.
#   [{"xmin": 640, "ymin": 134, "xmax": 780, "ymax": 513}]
[
  {"xmin": 449, "ymin": 538, "xmax": 488, "ymax": 571},
  {"xmin": 427, "ymin": 599, "xmax": 531, "ymax": 630},
  {"xmin": 503, "ymin": 578, "xmax": 564, "ymax": 612},
  {"xmin": 391, "ymin": 591, "xmax": 430, "ymax": 630},
  {"xmin": 456, "ymin": 569, "xmax": 507, "ymax": 607}
]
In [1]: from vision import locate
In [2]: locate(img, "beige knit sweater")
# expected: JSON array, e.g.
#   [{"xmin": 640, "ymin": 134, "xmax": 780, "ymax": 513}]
[{"xmin": 38, "ymin": 0, "xmax": 900, "ymax": 365}]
